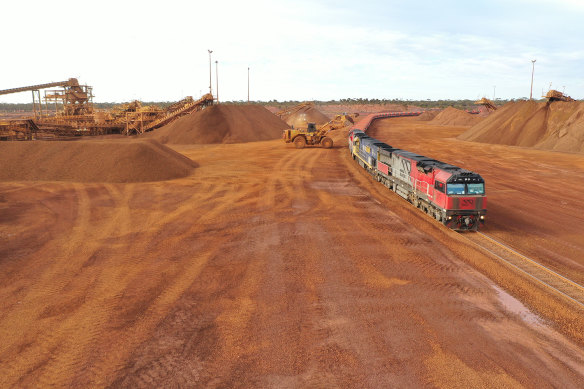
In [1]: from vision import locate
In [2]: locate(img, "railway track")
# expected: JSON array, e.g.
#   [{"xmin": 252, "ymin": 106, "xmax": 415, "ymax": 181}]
[{"xmin": 465, "ymin": 232, "xmax": 584, "ymax": 310}]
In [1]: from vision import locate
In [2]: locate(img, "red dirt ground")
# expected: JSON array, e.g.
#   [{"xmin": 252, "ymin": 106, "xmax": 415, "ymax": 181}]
[{"xmin": 0, "ymin": 115, "xmax": 583, "ymax": 387}]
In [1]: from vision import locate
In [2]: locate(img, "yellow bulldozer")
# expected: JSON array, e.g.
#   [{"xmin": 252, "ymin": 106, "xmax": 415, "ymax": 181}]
[{"xmin": 282, "ymin": 113, "xmax": 357, "ymax": 149}]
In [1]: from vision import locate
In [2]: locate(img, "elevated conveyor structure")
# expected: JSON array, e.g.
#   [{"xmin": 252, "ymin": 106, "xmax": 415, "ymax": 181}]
[
  {"xmin": 0, "ymin": 80, "xmax": 76, "ymax": 96},
  {"xmin": 0, "ymin": 119, "xmax": 39, "ymax": 141},
  {"xmin": 475, "ymin": 98, "xmax": 497, "ymax": 111},
  {"xmin": 138, "ymin": 93, "xmax": 214, "ymax": 134},
  {"xmin": 0, "ymin": 78, "xmax": 93, "ymax": 118},
  {"xmin": 275, "ymin": 102, "xmax": 314, "ymax": 119},
  {"xmin": 1, "ymin": 75, "xmax": 214, "ymax": 138}
]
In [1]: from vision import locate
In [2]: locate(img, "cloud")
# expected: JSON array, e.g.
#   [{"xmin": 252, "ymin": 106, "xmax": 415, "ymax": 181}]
[{"xmin": 1, "ymin": 0, "xmax": 582, "ymax": 102}]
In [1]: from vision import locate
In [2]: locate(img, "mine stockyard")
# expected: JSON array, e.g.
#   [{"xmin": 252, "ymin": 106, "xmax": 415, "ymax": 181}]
[{"xmin": 1, "ymin": 78, "xmax": 584, "ymax": 387}]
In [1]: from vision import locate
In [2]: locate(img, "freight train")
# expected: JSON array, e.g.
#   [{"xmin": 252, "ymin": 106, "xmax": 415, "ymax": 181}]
[{"xmin": 348, "ymin": 113, "xmax": 486, "ymax": 231}]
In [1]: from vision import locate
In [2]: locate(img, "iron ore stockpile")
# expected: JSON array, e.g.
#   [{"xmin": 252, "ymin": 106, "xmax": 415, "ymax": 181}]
[
  {"xmin": 145, "ymin": 104, "xmax": 289, "ymax": 144},
  {"xmin": 0, "ymin": 139, "xmax": 196, "ymax": 182},
  {"xmin": 459, "ymin": 100, "xmax": 584, "ymax": 153},
  {"xmin": 429, "ymin": 106, "xmax": 484, "ymax": 126},
  {"xmin": 2, "ymin": 97, "xmax": 584, "ymax": 387},
  {"xmin": 278, "ymin": 104, "xmax": 330, "ymax": 128},
  {"xmin": 417, "ymin": 110, "xmax": 440, "ymax": 121}
]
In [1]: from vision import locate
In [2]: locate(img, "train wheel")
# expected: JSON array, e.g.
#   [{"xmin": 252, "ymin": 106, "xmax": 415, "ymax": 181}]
[
  {"xmin": 294, "ymin": 136, "xmax": 306, "ymax": 149},
  {"xmin": 321, "ymin": 137, "xmax": 333, "ymax": 149}
]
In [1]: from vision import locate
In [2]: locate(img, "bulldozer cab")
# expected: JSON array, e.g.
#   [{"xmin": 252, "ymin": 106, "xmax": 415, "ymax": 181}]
[{"xmin": 307, "ymin": 122, "xmax": 317, "ymax": 133}]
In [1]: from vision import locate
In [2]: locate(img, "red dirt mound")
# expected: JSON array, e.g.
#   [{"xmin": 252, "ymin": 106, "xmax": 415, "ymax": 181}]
[
  {"xmin": 147, "ymin": 104, "xmax": 289, "ymax": 144},
  {"xmin": 459, "ymin": 100, "xmax": 584, "ymax": 153},
  {"xmin": 281, "ymin": 105, "xmax": 329, "ymax": 128},
  {"xmin": 430, "ymin": 107, "xmax": 483, "ymax": 126},
  {"xmin": 417, "ymin": 110, "xmax": 440, "ymax": 121},
  {"xmin": 0, "ymin": 139, "xmax": 196, "ymax": 182}
]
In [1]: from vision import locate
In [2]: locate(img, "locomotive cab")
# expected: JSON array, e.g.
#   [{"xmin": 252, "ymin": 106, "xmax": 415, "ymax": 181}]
[{"xmin": 443, "ymin": 172, "xmax": 487, "ymax": 230}]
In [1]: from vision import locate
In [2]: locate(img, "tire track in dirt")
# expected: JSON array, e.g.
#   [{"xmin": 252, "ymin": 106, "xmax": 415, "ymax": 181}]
[
  {"xmin": 208, "ymin": 146, "xmax": 345, "ymax": 386},
  {"xmin": 79, "ymin": 177, "xmax": 260, "ymax": 385},
  {"xmin": 107, "ymin": 225, "xmax": 246, "ymax": 387},
  {"xmin": 307, "ymin": 153, "xmax": 433, "ymax": 386},
  {"xmin": 106, "ymin": 165, "xmax": 282, "ymax": 386},
  {"xmin": 108, "ymin": 146, "xmax": 341, "ymax": 386},
  {"xmin": 0, "ymin": 182, "xmax": 92, "ymax": 386},
  {"xmin": 202, "ymin": 148, "xmax": 322, "ymax": 385},
  {"xmin": 1, "ymin": 182, "xmax": 155, "ymax": 386},
  {"xmin": 26, "ymin": 176, "xmax": 251, "ymax": 386},
  {"xmin": 97, "ymin": 235, "xmax": 234, "ymax": 387},
  {"xmin": 321, "ymin": 151, "xmax": 467, "ymax": 280},
  {"xmin": 1, "ymin": 182, "xmax": 169, "ymax": 386}
]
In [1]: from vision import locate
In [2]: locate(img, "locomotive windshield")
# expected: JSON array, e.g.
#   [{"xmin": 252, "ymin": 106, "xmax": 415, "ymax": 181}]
[
  {"xmin": 467, "ymin": 183, "xmax": 484, "ymax": 195},
  {"xmin": 446, "ymin": 183, "xmax": 484, "ymax": 195},
  {"xmin": 446, "ymin": 184, "xmax": 465, "ymax": 195}
]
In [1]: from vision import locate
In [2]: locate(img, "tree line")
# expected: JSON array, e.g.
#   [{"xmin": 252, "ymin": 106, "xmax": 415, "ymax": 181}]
[{"xmin": 1, "ymin": 97, "xmax": 546, "ymax": 112}]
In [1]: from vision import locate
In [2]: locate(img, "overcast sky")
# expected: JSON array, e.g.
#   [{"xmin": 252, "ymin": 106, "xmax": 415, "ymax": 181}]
[{"xmin": 1, "ymin": 0, "xmax": 583, "ymax": 103}]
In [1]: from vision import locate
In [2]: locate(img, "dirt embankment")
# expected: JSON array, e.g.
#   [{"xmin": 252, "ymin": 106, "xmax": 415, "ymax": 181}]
[
  {"xmin": 265, "ymin": 104, "xmax": 425, "ymax": 119},
  {"xmin": 146, "ymin": 104, "xmax": 289, "ymax": 144},
  {"xmin": 317, "ymin": 104, "xmax": 423, "ymax": 116},
  {"xmin": 0, "ymin": 139, "xmax": 196, "ymax": 182},
  {"xmin": 430, "ymin": 107, "xmax": 483, "ymax": 126},
  {"xmin": 459, "ymin": 100, "xmax": 584, "ymax": 153}
]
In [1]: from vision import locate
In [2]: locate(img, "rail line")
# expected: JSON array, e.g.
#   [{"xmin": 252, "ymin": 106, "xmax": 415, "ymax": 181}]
[{"xmin": 464, "ymin": 232, "xmax": 584, "ymax": 310}]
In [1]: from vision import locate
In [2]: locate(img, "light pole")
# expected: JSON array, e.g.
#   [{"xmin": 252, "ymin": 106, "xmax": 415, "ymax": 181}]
[
  {"xmin": 208, "ymin": 49, "xmax": 213, "ymax": 96},
  {"xmin": 215, "ymin": 60, "xmax": 219, "ymax": 103},
  {"xmin": 493, "ymin": 85, "xmax": 496, "ymax": 100},
  {"xmin": 247, "ymin": 67, "xmax": 250, "ymax": 103},
  {"xmin": 530, "ymin": 59, "xmax": 536, "ymax": 100}
]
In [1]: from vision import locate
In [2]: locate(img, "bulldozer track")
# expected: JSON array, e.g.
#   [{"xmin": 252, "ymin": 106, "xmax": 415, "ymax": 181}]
[{"xmin": 465, "ymin": 232, "xmax": 584, "ymax": 310}]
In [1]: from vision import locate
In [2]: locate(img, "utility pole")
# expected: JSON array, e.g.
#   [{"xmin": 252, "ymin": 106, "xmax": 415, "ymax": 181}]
[
  {"xmin": 208, "ymin": 49, "xmax": 213, "ymax": 96},
  {"xmin": 247, "ymin": 67, "xmax": 250, "ymax": 103},
  {"xmin": 215, "ymin": 60, "xmax": 219, "ymax": 103},
  {"xmin": 530, "ymin": 59, "xmax": 536, "ymax": 100},
  {"xmin": 493, "ymin": 85, "xmax": 496, "ymax": 100}
]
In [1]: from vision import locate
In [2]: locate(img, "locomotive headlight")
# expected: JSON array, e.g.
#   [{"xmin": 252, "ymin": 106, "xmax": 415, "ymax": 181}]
[
  {"xmin": 480, "ymin": 215, "xmax": 485, "ymax": 220},
  {"xmin": 447, "ymin": 216, "xmax": 452, "ymax": 220}
]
